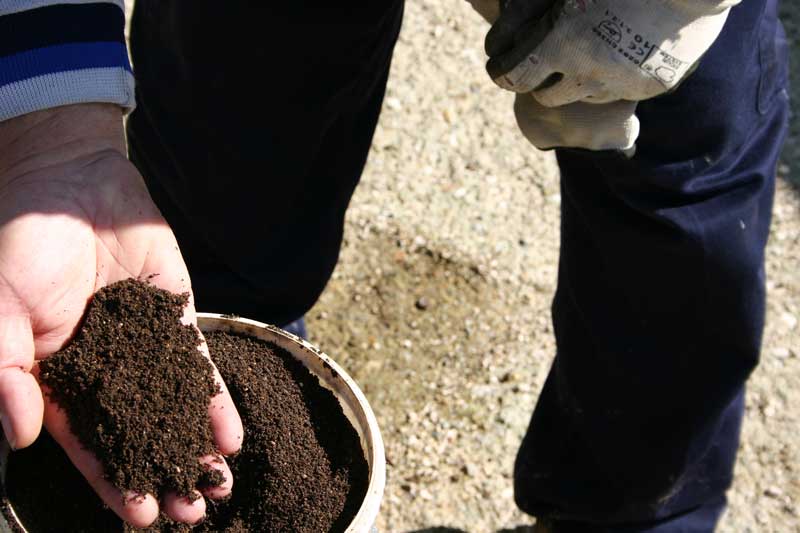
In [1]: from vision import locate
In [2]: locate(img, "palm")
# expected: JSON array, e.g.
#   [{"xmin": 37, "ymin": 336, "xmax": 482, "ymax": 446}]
[
  {"xmin": 0, "ymin": 152, "xmax": 188, "ymax": 357},
  {"xmin": 0, "ymin": 150, "xmax": 241, "ymax": 527}
]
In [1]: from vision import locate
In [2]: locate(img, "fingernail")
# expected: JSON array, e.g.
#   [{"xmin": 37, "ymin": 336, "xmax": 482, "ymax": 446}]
[{"xmin": 1, "ymin": 414, "xmax": 16, "ymax": 450}]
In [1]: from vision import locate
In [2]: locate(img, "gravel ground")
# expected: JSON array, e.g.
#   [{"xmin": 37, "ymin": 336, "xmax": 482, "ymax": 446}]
[{"xmin": 302, "ymin": 2, "xmax": 800, "ymax": 532}]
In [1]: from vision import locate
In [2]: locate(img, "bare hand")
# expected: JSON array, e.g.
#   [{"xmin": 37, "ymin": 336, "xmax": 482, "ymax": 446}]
[{"xmin": 0, "ymin": 104, "xmax": 243, "ymax": 527}]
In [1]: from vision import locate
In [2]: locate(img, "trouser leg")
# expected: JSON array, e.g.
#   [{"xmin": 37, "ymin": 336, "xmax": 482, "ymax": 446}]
[
  {"xmin": 126, "ymin": 3, "xmax": 404, "ymax": 326},
  {"xmin": 514, "ymin": 0, "xmax": 790, "ymax": 528}
]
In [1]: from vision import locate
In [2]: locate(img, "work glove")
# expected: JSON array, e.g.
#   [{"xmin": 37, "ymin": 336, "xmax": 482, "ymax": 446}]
[
  {"xmin": 467, "ymin": 0, "xmax": 639, "ymax": 152},
  {"xmin": 485, "ymin": 0, "xmax": 740, "ymax": 106}
]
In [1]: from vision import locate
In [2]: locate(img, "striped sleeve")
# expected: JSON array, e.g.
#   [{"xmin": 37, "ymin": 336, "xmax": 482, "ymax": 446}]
[{"xmin": 0, "ymin": 1, "xmax": 135, "ymax": 122}]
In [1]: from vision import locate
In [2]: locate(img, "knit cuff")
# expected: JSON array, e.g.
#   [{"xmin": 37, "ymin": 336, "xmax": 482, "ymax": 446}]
[{"xmin": 0, "ymin": 2, "xmax": 135, "ymax": 122}]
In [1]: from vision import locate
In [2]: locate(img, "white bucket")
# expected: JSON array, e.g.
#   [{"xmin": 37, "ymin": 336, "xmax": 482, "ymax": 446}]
[{"xmin": 0, "ymin": 313, "xmax": 385, "ymax": 532}]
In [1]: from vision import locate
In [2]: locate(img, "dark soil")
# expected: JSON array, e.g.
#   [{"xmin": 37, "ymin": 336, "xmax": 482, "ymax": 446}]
[
  {"xmin": 37, "ymin": 279, "xmax": 220, "ymax": 499},
  {"xmin": 194, "ymin": 331, "xmax": 368, "ymax": 533},
  {"xmin": 4, "ymin": 310, "xmax": 368, "ymax": 532}
]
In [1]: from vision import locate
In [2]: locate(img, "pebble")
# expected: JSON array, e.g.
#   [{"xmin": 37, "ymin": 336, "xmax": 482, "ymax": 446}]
[
  {"xmin": 772, "ymin": 347, "xmax": 791, "ymax": 359},
  {"xmin": 780, "ymin": 312, "xmax": 797, "ymax": 330},
  {"xmin": 415, "ymin": 297, "xmax": 430, "ymax": 310},
  {"xmin": 386, "ymin": 97, "xmax": 402, "ymax": 111}
]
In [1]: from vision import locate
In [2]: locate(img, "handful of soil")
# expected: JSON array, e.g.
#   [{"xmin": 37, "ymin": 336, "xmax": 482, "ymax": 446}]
[
  {"xmin": 6, "ymin": 283, "xmax": 369, "ymax": 532},
  {"xmin": 38, "ymin": 278, "xmax": 219, "ymax": 499}
]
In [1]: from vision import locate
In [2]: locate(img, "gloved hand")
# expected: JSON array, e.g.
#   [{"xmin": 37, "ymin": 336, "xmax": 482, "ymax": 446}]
[
  {"xmin": 486, "ymin": 0, "xmax": 740, "ymax": 106},
  {"xmin": 467, "ymin": 0, "xmax": 640, "ymax": 152}
]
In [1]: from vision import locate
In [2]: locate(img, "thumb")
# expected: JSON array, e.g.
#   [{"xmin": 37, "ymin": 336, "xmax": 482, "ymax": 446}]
[
  {"xmin": 0, "ymin": 315, "xmax": 43, "ymax": 449},
  {"xmin": 486, "ymin": 3, "xmax": 559, "ymax": 92}
]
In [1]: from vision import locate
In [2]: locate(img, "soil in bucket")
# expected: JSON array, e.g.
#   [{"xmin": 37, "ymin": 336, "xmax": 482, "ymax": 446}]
[{"xmin": 3, "ymin": 279, "xmax": 368, "ymax": 532}]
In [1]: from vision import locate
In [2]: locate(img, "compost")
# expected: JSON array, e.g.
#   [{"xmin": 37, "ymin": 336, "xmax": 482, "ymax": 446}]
[
  {"xmin": 4, "ymin": 280, "xmax": 367, "ymax": 532},
  {"xmin": 38, "ymin": 278, "xmax": 219, "ymax": 499}
]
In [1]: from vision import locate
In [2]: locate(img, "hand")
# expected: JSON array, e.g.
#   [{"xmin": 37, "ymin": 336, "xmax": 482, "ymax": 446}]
[
  {"xmin": 485, "ymin": 0, "xmax": 739, "ymax": 106},
  {"xmin": 0, "ymin": 104, "xmax": 243, "ymax": 527},
  {"xmin": 467, "ymin": 0, "xmax": 640, "ymax": 152}
]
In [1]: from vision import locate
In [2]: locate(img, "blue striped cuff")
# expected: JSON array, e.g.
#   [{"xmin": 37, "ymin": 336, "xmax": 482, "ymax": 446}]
[
  {"xmin": 0, "ymin": 42, "xmax": 131, "ymax": 86},
  {"xmin": 0, "ymin": 2, "xmax": 135, "ymax": 122}
]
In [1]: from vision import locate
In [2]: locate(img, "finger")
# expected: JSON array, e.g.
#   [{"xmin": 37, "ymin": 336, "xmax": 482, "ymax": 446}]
[
  {"xmin": 163, "ymin": 490, "xmax": 206, "ymax": 525},
  {"xmin": 0, "ymin": 315, "xmax": 43, "ymax": 449},
  {"xmin": 208, "ymin": 360, "xmax": 244, "ymax": 455},
  {"xmin": 155, "ymin": 273, "xmax": 243, "ymax": 456},
  {"xmin": 198, "ymin": 453, "xmax": 233, "ymax": 499},
  {"xmin": 489, "ymin": 52, "xmax": 560, "ymax": 94},
  {"xmin": 485, "ymin": 0, "xmax": 557, "ymax": 56},
  {"xmin": 533, "ymin": 76, "xmax": 599, "ymax": 107},
  {"xmin": 41, "ymin": 385, "xmax": 160, "ymax": 528},
  {"xmin": 188, "ymin": 322, "xmax": 244, "ymax": 455},
  {"xmin": 487, "ymin": 12, "xmax": 558, "ymax": 93}
]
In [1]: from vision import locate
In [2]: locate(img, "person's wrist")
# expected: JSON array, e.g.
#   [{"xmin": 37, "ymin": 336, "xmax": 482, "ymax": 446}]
[{"xmin": 0, "ymin": 103, "xmax": 127, "ymax": 186}]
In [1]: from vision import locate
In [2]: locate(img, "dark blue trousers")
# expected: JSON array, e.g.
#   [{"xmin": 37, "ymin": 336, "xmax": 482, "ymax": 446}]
[
  {"xmin": 514, "ymin": 0, "xmax": 790, "ymax": 530},
  {"xmin": 126, "ymin": 1, "xmax": 789, "ymax": 531}
]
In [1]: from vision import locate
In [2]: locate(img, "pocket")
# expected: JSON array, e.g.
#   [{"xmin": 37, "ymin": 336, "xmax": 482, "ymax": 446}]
[{"xmin": 757, "ymin": 6, "xmax": 789, "ymax": 114}]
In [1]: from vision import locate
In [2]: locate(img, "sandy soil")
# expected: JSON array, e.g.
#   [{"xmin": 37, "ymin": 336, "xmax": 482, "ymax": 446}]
[{"xmin": 303, "ymin": 2, "xmax": 800, "ymax": 532}]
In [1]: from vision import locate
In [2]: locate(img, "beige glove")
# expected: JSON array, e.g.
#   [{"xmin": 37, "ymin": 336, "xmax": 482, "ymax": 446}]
[
  {"xmin": 467, "ymin": 0, "xmax": 641, "ymax": 153},
  {"xmin": 486, "ymin": 0, "xmax": 740, "ymax": 106}
]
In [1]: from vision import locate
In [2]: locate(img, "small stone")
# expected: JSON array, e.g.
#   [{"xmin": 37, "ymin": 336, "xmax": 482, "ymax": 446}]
[
  {"xmin": 780, "ymin": 312, "xmax": 797, "ymax": 330},
  {"xmin": 386, "ymin": 97, "xmax": 402, "ymax": 111},
  {"xmin": 415, "ymin": 297, "xmax": 429, "ymax": 311},
  {"xmin": 764, "ymin": 486, "xmax": 783, "ymax": 498},
  {"xmin": 772, "ymin": 347, "xmax": 790, "ymax": 359}
]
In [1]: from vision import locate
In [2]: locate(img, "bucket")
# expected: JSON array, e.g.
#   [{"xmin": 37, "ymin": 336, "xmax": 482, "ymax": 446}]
[{"xmin": 0, "ymin": 313, "xmax": 385, "ymax": 532}]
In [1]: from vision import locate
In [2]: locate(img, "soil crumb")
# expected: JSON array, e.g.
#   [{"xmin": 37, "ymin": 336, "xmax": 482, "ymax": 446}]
[{"xmin": 38, "ymin": 278, "xmax": 219, "ymax": 499}]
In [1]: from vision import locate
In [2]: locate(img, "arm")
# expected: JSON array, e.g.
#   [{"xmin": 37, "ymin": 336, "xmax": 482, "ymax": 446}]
[{"xmin": 0, "ymin": 3, "xmax": 242, "ymax": 527}]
